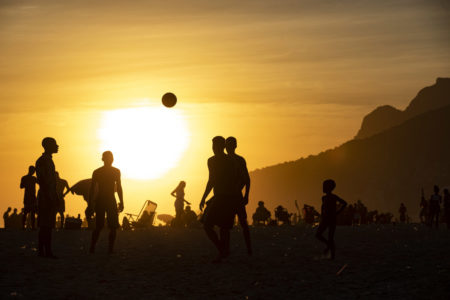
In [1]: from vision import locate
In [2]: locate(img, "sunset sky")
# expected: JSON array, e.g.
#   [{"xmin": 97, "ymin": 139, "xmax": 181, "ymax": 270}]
[{"xmin": 1, "ymin": 0, "xmax": 449, "ymax": 224}]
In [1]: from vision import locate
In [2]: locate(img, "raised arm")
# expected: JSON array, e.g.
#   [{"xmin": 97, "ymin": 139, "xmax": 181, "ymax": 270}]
[{"xmin": 116, "ymin": 170, "xmax": 124, "ymax": 212}]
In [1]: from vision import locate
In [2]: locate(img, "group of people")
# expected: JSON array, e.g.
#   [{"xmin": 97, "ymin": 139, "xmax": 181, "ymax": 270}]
[
  {"xmin": 17, "ymin": 165, "xmax": 71, "ymax": 231},
  {"xmin": 9, "ymin": 136, "xmax": 447, "ymax": 263},
  {"xmin": 199, "ymin": 136, "xmax": 252, "ymax": 262},
  {"xmin": 420, "ymin": 185, "xmax": 450, "ymax": 228},
  {"xmin": 10, "ymin": 137, "xmax": 125, "ymax": 258}
]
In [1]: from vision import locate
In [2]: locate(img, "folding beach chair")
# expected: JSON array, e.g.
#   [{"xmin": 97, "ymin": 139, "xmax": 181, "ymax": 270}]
[{"xmin": 125, "ymin": 200, "xmax": 157, "ymax": 228}]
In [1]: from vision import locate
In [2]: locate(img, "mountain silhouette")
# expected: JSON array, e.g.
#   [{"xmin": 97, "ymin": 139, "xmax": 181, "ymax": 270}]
[
  {"xmin": 249, "ymin": 79, "xmax": 450, "ymax": 219},
  {"xmin": 355, "ymin": 78, "xmax": 450, "ymax": 139}
]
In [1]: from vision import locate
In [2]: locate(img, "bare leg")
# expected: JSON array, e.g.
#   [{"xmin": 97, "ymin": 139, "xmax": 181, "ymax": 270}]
[
  {"xmin": 30, "ymin": 213, "xmax": 36, "ymax": 230},
  {"xmin": 204, "ymin": 224, "xmax": 222, "ymax": 262},
  {"xmin": 219, "ymin": 227, "xmax": 230, "ymax": 258},
  {"xmin": 60, "ymin": 213, "xmax": 65, "ymax": 229},
  {"xmin": 328, "ymin": 224, "xmax": 336, "ymax": 259},
  {"xmin": 108, "ymin": 229, "xmax": 116, "ymax": 254},
  {"xmin": 239, "ymin": 217, "xmax": 252, "ymax": 255},
  {"xmin": 90, "ymin": 229, "xmax": 101, "ymax": 253},
  {"xmin": 315, "ymin": 222, "xmax": 329, "ymax": 249},
  {"xmin": 22, "ymin": 212, "xmax": 28, "ymax": 229}
]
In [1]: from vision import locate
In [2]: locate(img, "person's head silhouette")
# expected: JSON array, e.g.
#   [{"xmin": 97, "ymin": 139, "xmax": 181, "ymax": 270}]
[
  {"xmin": 55, "ymin": 171, "xmax": 60, "ymax": 179},
  {"xmin": 434, "ymin": 185, "xmax": 440, "ymax": 194},
  {"xmin": 212, "ymin": 136, "xmax": 225, "ymax": 155},
  {"xmin": 323, "ymin": 179, "xmax": 336, "ymax": 194},
  {"xmin": 186, "ymin": 205, "xmax": 191, "ymax": 211},
  {"xmin": 42, "ymin": 137, "xmax": 59, "ymax": 154},
  {"xmin": 258, "ymin": 201, "xmax": 264, "ymax": 207},
  {"xmin": 225, "ymin": 136, "xmax": 237, "ymax": 154},
  {"xmin": 180, "ymin": 181, "xmax": 186, "ymax": 188},
  {"xmin": 102, "ymin": 151, "xmax": 114, "ymax": 166},
  {"xmin": 28, "ymin": 166, "xmax": 36, "ymax": 175}
]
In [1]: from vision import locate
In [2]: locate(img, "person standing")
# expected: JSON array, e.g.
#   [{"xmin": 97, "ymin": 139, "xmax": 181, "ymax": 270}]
[
  {"xmin": 170, "ymin": 181, "xmax": 190, "ymax": 227},
  {"xmin": 87, "ymin": 151, "xmax": 124, "ymax": 254},
  {"xmin": 55, "ymin": 172, "xmax": 70, "ymax": 229},
  {"xmin": 200, "ymin": 136, "xmax": 238, "ymax": 263},
  {"xmin": 3, "ymin": 207, "xmax": 11, "ymax": 228},
  {"xmin": 315, "ymin": 179, "xmax": 347, "ymax": 260},
  {"xmin": 35, "ymin": 137, "xmax": 59, "ymax": 258},
  {"xmin": 225, "ymin": 136, "xmax": 252, "ymax": 256},
  {"xmin": 399, "ymin": 203, "xmax": 407, "ymax": 223},
  {"xmin": 20, "ymin": 166, "xmax": 38, "ymax": 229},
  {"xmin": 443, "ymin": 188, "xmax": 450, "ymax": 229},
  {"xmin": 428, "ymin": 185, "xmax": 442, "ymax": 228}
]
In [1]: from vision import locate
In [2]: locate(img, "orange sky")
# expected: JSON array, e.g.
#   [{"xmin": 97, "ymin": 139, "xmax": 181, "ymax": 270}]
[{"xmin": 1, "ymin": 0, "xmax": 449, "ymax": 225}]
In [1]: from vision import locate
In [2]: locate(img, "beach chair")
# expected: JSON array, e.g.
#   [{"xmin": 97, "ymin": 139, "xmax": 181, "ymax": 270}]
[{"xmin": 125, "ymin": 200, "xmax": 157, "ymax": 228}]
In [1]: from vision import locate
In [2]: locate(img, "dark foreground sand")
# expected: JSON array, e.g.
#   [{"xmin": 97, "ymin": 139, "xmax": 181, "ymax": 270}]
[{"xmin": 1, "ymin": 224, "xmax": 449, "ymax": 299}]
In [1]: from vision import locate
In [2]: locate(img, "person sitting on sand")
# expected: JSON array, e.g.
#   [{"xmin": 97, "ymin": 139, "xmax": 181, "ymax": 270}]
[
  {"xmin": 275, "ymin": 205, "xmax": 291, "ymax": 225},
  {"xmin": 87, "ymin": 151, "xmax": 124, "ymax": 254},
  {"xmin": 252, "ymin": 201, "xmax": 271, "ymax": 225},
  {"xmin": 315, "ymin": 179, "xmax": 347, "ymax": 260},
  {"xmin": 183, "ymin": 206, "xmax": 198, "ymax": 227}
]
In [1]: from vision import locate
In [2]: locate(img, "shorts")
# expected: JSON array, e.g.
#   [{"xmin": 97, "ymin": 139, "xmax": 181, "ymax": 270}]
[
  {"xmin": 202, "ymin": 195, "xmax": 239, "ymax": 229},
  {"xmin": 95, "ymin": 201, "xmax": 119, "ymax": 229}
]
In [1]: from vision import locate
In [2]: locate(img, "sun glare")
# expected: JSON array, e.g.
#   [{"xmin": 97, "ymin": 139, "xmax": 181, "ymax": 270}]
[{"xmin": 98, "ymin": 106, "xmax": 189, "ymax": 180}]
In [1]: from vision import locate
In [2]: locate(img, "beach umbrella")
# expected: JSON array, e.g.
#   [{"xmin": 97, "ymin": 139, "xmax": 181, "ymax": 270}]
[
  {"xmin": 157, "ymin": 214, "xmax": 174, "ymax": 224},
  {"xmin": 64, "ymin": 179, "xmax": 92, "ymax": 202}
]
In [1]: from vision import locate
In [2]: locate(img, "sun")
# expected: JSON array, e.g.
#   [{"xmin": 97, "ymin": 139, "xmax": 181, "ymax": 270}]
[{"xmin": 98, "ymin": 106, "xmax": 189, "ymax": 179}]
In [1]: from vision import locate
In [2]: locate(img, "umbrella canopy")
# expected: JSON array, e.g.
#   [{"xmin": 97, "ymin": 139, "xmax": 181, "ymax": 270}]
[
  {"xmin": 157, "ymin": 214, "xmax": 174, "ymax": 224},
  {"xmin": 67, "ymin": 179, "xmax": 92, "ymax": 202}
]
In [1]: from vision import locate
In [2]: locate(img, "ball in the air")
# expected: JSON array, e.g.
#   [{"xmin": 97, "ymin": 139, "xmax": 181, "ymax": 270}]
[{"xmin": 162, "ymin": 92, "xmax": 177, "ymax": 108}]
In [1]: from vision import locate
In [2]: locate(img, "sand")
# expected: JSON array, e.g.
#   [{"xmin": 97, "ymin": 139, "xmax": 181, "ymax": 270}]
[{"xmin": 0, "ymin": 224, "xmax": 449, "ymax": 299}]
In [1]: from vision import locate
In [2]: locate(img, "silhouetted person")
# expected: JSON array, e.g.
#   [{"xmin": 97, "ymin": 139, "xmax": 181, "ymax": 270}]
[
  {"xmin": 200, "ymin": 136, "xmax": 238, "ymax": 263},
  {"xmin": 275, "ymin": 205, "xmax": 291, "ymax": 225},
  {"xmin": 87, "ymin": 151, "xmax": 124, "ymax": 254},
  {"xmin": 303, "ymin": 204, "xmax": 318, "ymax": 225},
  {"xmin": 35, "ymin": 137, "xmax": 59, "ymax": 258},
  {"xmin": 171, "ymin": 181, "xmax": 190, "ymax": 227},
  {"xmin": 399, "ymin": 203, "xmax": 407, "ymax": 223},
  {"xmin": 20, "ymin": 166, "xmax": 38, "ymax": 229},
  {"xmin": 252, "ymin": 201, "xmax": 271, "ymax": 225},
  {"xmin": 225, "ymin": 136, "xmax": 252, "ymax": 255},
  {"xmin": 419, "ymin": 188, "xmax": 428, "ymax": 224},
  {"xmin": 10, "ymin": 208, "xmax": 19, "ymax": 228},
  {"xmin": 183, "ymin": 206, "xmax": 198, "ymax": 227},
  {"xmin": 428, "ymin": 185, "xmax": 441, "ymax": 228},
  {"xmin": 3, "ymin": 207, "xmax": 11, "ymax": 228},
  {"xmin": 315, "ymin": 179, "xmax": 347, "ymax": 260},
  {"xmin": 55, "ymin": 172, "xmax": 70, "ymax": 229},
  {"xmin": 443, "ymin": 189, "xmax": 450, "ymax": 229}
]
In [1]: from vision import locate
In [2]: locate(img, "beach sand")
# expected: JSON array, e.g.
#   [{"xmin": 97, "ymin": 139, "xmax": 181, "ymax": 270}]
[{"xmin": 0, "ymin": 224, "xmax": 449, "ymax": 299}]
